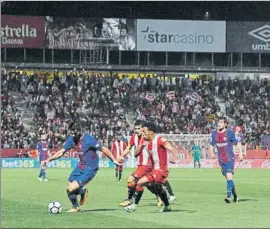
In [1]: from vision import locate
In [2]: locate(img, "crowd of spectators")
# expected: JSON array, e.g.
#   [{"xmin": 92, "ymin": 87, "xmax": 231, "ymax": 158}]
[
  {"xmin": 1, "ymin": 93, "xmax": 23, "ymax": 148},
  {"xmin": 1, "ymin": 69, "xmax": 270, "ymax": 149},
  {"xmin": 219, "ymin": 76, "xmax": 270, "ymax": 146}
]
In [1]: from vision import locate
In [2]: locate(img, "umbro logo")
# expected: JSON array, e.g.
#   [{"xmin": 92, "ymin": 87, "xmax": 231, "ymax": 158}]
[{"xmin": 248, "ymin": 25, "xmax": 270, "ymax": 42}]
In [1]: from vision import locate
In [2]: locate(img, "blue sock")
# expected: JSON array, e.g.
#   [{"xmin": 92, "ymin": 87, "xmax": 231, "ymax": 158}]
[
  {"xmin": 67, "ymin": 190, "xmax": 79, "ymax": 208},
  {"xmin": 75, "ymin": 188, "xmax": 86, "ymax": 197},
  {"xmin": 232, "ymin": 184, "xmax": 237, "ymax": 197},
  {"xmin": 41, "ymin": 169, "xmax": 46, "ymax": 179},
  {"xmin": 227, "ymin": 180, "xmax": 234, "ymax": 198},
  {"xmin": 38, "ymin": 169, "xmax": 42, "ymax": 178}
]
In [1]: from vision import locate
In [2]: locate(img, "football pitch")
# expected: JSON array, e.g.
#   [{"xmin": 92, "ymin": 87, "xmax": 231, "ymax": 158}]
[{"xmin": 2, "ymin": 168, "xmax": 270, "ymax": 228}]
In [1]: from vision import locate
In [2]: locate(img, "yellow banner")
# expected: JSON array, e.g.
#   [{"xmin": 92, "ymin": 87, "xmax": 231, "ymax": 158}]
[
  {"xmin": 10, "ymin": 69, "xmax": 215, "ymax": 83},
  {"xmin": 205, "ymin": 114, "xmax": 216, "ymax": 122}
]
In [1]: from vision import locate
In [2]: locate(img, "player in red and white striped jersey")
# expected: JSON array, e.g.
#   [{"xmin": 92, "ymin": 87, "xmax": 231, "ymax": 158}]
[
  {"xmin": 119, "ymin": 120, "xmax": 176, "ymax": 207},
  {"xmin": 118, "ymin": 120, "xmax": 152, "ymax": 207},
  {"xmin": 111, "ymin": 135, "xmax": 127, "ymax": 181},
  {"xmin": 125, "ymin": 122, "xmax": 178, "ymax": 212}
]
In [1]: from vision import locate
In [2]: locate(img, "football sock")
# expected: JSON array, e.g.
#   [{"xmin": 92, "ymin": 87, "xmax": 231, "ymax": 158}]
[
  {"xmin": 115, "ymin": 168, "xmax": 118, "ymax": 179},
  {"xmin": 119, "ymin": 171, "xmax": 122, "ymax": 180},
  {"xmin": 127, "ymin": 182, "xmax": 136, "ymax": 200},
  {"xmin": 164, "ymin": 181, "xmax": 174, "ymax": 196},
  {"xmin": 77, "ymin": 188, "xmax": 86, "ymax": 197},
  {"xmin": 67, "ymin": 190, "xmax": 79, "ymax": 208},
  {"xmin": 156, "ymin": 184, "xmax": 169, "ymax": 207},
  {"xmin": 38, "ymin": 169, "xmax": 42, "ymax": 178},
  {"xmin": 134, "ymin": 187, "xmax": 144, "ymax": 205},
  {"xmin": 41, "ymin": 169, "xmax": 46, "ymax": 178},
  {"xmin": 227, "ymin": 180, "xmax": 234, "ymax": 198},
  {"xmin": 232, "ymin": 183, "xmax": 237, "ymax": 197},
  {"xmin": 146, "ymin": 183, "xmax": 158, "ymax": 196},
  {"xmin": 118, "ymin": 166, "xmax": 123, "ymax": 180},
  {"xmin": 198, "ymin": 162, "xmax": 201, "ymax": 168}
]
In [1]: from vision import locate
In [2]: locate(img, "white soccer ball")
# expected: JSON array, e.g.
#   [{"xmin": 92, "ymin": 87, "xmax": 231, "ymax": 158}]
[{"xmin": 48, "ymin": 201, "xmax": 63, "ymax": 214}]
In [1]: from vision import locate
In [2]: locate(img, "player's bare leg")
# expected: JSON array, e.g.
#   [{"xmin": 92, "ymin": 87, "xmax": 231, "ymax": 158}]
[
  {"xmin": 224, "ymin": 172, "xmax": 238, "ymax": 203},
  {"xmin": 119, "ymin": 175, "xmax": 136, "ymax": 206},
  {"xmin": 66, "ymin": 181, "xmax": 81, "ymax": 212}
]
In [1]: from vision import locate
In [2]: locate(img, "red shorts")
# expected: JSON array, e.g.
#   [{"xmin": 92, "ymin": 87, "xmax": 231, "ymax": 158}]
[
  {"xmin": 132, "ymin": 165, "xmax": 152, "ymax": 179},
  {"xmin": 146, "ymin": 169, "xmax": 169, "ymax": 184}
]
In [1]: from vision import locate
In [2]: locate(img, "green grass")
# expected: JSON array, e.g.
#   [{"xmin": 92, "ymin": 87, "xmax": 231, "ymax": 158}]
[{"xmin": 2, "ymin": 168, "xmax": 270, "ymax": 228}]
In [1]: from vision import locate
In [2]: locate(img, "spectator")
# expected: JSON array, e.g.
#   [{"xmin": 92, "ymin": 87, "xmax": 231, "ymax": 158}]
[{"xmin": 1, "ymin": 70, "xmax": 269, "ymax": 151}]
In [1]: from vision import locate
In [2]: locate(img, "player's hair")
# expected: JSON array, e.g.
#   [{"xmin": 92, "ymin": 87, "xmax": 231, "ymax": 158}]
[
  {"xmin": 143, "ymin": 122, "xmax": 157, "ymax": 133},
  {"xmin": 156, "ymin": 125, "xmax": 163, "ymax": 134},
  {"xmin": 218, "ymin": 117, "xmax": 228, "ymax": 128},
  {"xmin": 218, "ymin": 117, "xmax": 228, "ymax": 123},
  {"xmin": 134, "ymin": 120, "xmax": 143, "ymax": 126}
]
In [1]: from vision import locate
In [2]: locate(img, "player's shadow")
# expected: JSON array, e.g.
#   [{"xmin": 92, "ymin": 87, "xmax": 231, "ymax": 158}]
[
  {"xmin": 149, "ymin": 209, "xmax": 197, "ymax": 214},
  {"xmin": 80, "ymin": 208, "xmax": 118, "ymax": 213},
  {"xmin": 238, "ymin": 198, "xmax": 258, "ymax": 202},
  {"xmin": 143, "ymin": 202, "xmax": 182, "ymax": 207}
]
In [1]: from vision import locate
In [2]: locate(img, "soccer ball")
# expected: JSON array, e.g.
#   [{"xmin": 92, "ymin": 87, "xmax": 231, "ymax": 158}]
[{"xmin": 48, "ymin": 201, "xmax": 63, "ymax": 214}]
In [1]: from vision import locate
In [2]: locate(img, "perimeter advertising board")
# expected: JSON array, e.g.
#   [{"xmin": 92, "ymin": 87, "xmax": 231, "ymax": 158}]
[
  {"xmin": 137, "ymin": 19, "xmax": 226, "ymax": 52},
  {"xmin": 45, "ymin": 17, "xmax": 136, "ymax": 50},
  {"xmin": 227, "ymin": 21, "xmax": 270, "ymax": 53},
  {"xmin": 1, "ymin": 15, "xmax": 45, "ymax": 48}
]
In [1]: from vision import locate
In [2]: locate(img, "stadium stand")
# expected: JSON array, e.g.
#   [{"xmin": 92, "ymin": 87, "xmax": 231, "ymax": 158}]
[{"xmin": 1, "ymin": 69, "xmax": 269, "ymax": 151}]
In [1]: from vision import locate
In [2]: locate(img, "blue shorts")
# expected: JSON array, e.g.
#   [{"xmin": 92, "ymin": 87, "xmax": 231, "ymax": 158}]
[
  {"xmin": 68, "ymin": 166, "xmax": 98, "ymax": 188},
  {"xmin": 220, "ymin": 161, "xmax": 235, "ymax": 176}
]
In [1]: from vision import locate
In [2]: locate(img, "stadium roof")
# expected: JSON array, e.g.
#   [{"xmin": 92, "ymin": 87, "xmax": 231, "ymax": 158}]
[{"xmin": 1, "ymin": 1, "xmax": 270, "ymax": 21}]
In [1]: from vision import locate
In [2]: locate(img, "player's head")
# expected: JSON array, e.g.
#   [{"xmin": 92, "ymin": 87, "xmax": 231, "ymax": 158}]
[
  {"xmin": 142, "ymin": 122, "xmax": 157, "ymax": 140},
  {"xmin": 134, "ymin": 120, "xmax": 143, "ymax": 136},
  {"xmin": 217, "ymin": 117, "xmax": 228, "ymax": 131},
  {"xmin": 68, "ymin": 122, "xmax": 82, "ymax": 145}
]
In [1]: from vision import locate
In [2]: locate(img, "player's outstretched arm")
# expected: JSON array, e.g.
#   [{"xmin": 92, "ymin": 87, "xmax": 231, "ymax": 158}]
[
  {"xmin": 164, "ymin": 142, "xmax": 177, "ymax": 164},
  {"xmin": 101, "ymin": 146, "xmax": 122, "ymax": 166},
  {"xmin": 134, "ymin": 142, "xmax": 147, "ymax": 157},
  {"xmin": 42, "ymin": 148, "xmax": 66, "ymax": 166},
  {"xmin": 119, "ymin": 144, "xmax": 132, "ymax": 160}
]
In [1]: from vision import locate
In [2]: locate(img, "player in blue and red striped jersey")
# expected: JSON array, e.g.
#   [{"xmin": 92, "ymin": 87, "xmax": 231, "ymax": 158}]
[
  {"xmin": 210, "ymin": 117, "xmax": 243, "ymax": 203},
  {"xmin": 37, "ymin": 134, "xmax": 51, "ymax": 182},
  {"xmin": 42, "ymin": 122, "xmax": 122, "ymax": 213}
]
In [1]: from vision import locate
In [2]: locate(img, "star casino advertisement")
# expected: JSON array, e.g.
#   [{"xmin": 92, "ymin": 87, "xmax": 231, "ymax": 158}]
[{"xmin": 45, "ymin": 16, "xmax": 136, "ymax": 50}]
